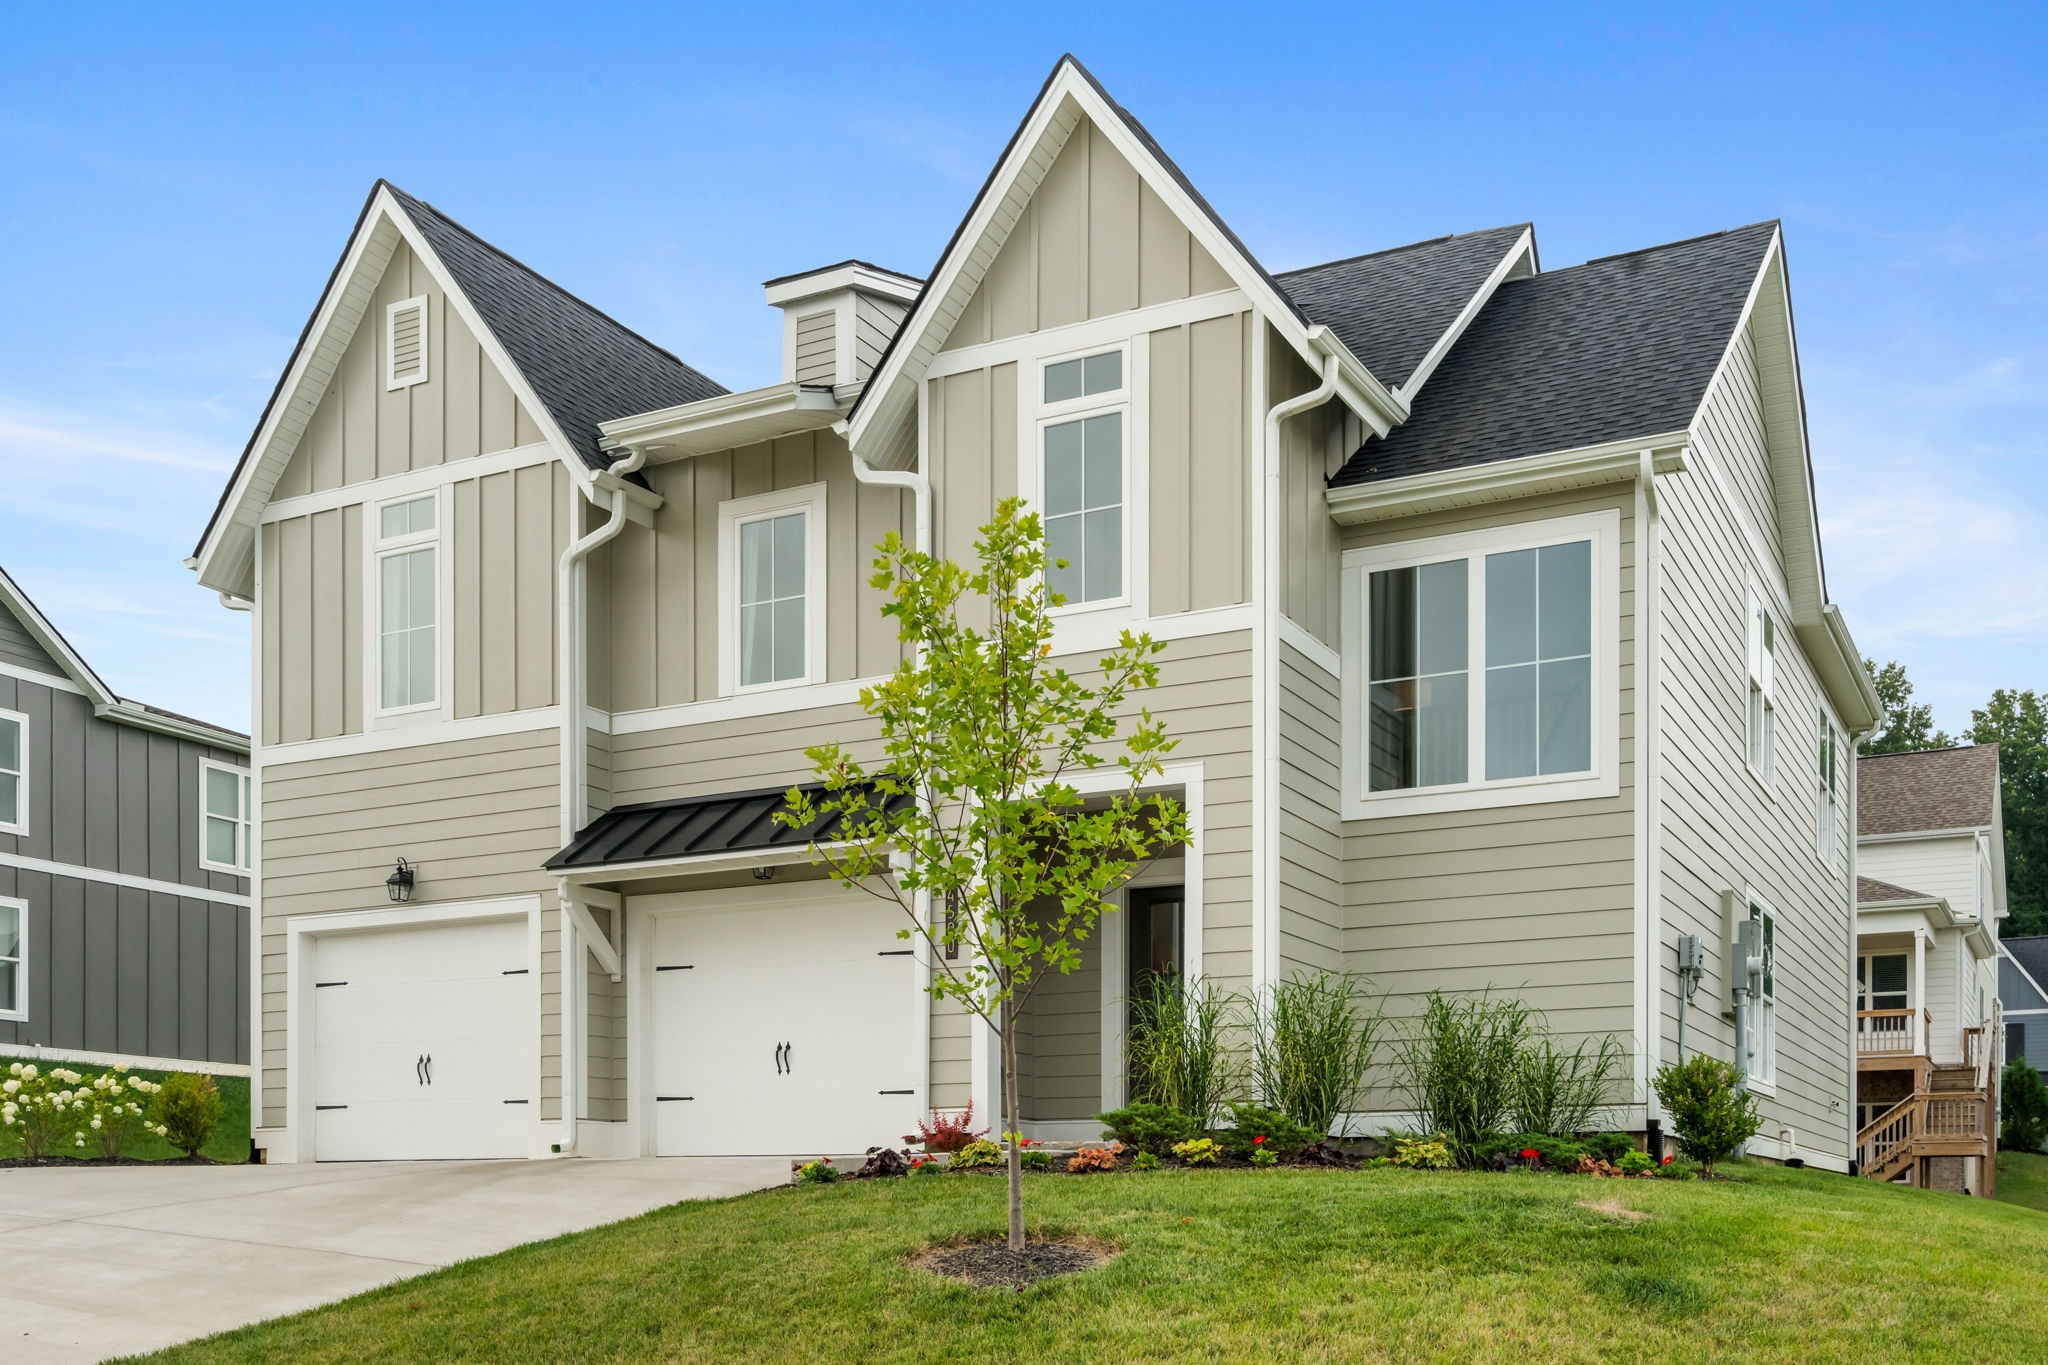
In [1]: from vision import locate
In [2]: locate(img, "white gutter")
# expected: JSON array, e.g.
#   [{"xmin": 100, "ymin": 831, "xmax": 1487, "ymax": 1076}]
[
  {"xmin": 551, "ymin": 446, "xmax": 643, "ymax": 1156},
  {"xmin": 841, "ymin": 423, "xmax": 931, "ymax": 555},
  {"xmin": 1252, "ymin": 340, "xmax": 1339, "ymax": 996}
]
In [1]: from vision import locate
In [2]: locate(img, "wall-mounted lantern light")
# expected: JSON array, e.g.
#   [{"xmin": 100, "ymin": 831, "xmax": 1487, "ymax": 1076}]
[
  {"xmin": 386, "ymin": 857, "xmax": 415, "ymax": 903},
  {"xmin": 751, "ymin": 866, "xmax": 775, "ymax": 882}
]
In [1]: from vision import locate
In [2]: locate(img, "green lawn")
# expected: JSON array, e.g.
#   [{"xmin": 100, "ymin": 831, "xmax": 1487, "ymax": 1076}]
[
  {"xmin": 130, "ymin": 1160, "xmax": 2047, "ymax": 1364},
  {"xmin": 1995, "ymin": 1149, "xmax": 2048, "ymax": 1213},
  {"xmin": 1, "ymin": 1054, "xmax": 248, "ymax": 1164}
]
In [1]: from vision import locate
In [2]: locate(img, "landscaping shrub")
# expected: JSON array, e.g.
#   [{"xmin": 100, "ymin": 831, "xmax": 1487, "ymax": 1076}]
[
  {"xmin": 950, "ymin": 1139, "xmax": 1004, "ymax": 1171},
  {"xmin": 1067, "ymin": 1143, "xmax": 1121, "ymax": 1172},
  {"xmin": 1616, "ymin": 1150, "xmax": 1656, "ymax": 1176},
  {"xmin": 1218, "ymin": 1101, "xmax": 1317, "ymax": 1160},
  {"xmin": 150, "ymin": 1071, "xmax": 220, "ymax": 1159},
  {"xmin": 904, "ymin": 1100, "xmax": 988, "ymax": 1154},
  {"xmin": 1020, "ymin": 1148, "xmax": 1053, "ymax": 1172},
  {"xmin": 795, "ymin": 1158, "xmax": 839, "ymax": 1184},
  {"xmin": 1392, "ymin": 993, "xmax": 1533, "ymax": 1165},
  {"xmin": 1476, "ymin": 1132, "xmax": 1587, "ymax": 1171},
  {"xmin": 1652, "ymin": 1055, "xmax": 1759, "ymax": 1175},
  {"xmin": 3, "ymin": 1062, "xmax": 92, "ymax": 1158},
  {"xmin": 1387, "ymin": 1134, "xmax": 1454, "ymax": 1170},
  {"xmin": 1584, "ymin": 1132, "xmax": 1634, "ymax": 1164},
  {"xmin": 1171, "ymin": 1137, "xmax": 1220, "ymax": 1166},
  {"xmin": 1096, "ymin": 1101, "xmax": 1203, "ymax": 1156},
  {"xmin": 2002, "ymin": 1058, "xmax": 2048, "ymax": 1152},
  {"xmin": 82, "ymin": 1068, "xmax": 166, "ymax": 1159},
  {"xmin": 1248, "ymin": 971, "xmax": 1378, "ymax": 1137},
  {"xmin": 1131, "ymin": 1150, "xmax": 1160, "ymax": 1172},
  {"xmin": 1513, "ymin": 1034, "xmax": 1626, "ymax": 1136},
  {"xmin": 1127, "ymin": 974, "xmax": 1236, "ymax": 1124},
  {"xmin": 907, "ymin": 1155, "xmax": 942, "ymax": 1176}
]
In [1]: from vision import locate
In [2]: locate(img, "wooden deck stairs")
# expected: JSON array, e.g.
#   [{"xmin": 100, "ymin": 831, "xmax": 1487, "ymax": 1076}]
[{"xmin": 1854, "ymin": 1024, "xmax": 1999, "ymax": 1194}]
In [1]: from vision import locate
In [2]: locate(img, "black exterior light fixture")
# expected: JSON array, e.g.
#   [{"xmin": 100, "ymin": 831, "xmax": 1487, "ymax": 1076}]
[
  {"xmin": 385, "ymin": 857, "xmax": 415, "ymax": 903},
  {"xmin": 751, "ymin": 866, "xmax": 775, "ymax": 882}
]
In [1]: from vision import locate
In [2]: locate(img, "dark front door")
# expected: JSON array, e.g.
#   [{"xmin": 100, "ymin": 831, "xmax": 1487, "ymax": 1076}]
[{"xmin": 1126, "ymin": 886, "xmax": 1186, "ymax": 1097}]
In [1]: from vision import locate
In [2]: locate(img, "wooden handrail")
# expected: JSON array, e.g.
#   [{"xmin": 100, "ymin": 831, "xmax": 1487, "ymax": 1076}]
[{"xmin": 1855, "ymin": 1008, "xmax": 1929, "ymax": 1056}]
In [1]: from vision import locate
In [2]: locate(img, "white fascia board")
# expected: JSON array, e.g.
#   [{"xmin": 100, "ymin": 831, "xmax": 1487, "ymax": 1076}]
[
  {"xmin": 558, "ymin": 842, "xmax": 857, "ymax": 887},
  {"xmin": 97, "ymin": 700, "xmax": 247, "ymax": 752},
  {"xmin": 1794, "ymin": 604, "xmax": 1883, "ymax": 734},
  {"xmin": 1395, "ymin": 227, "xmax": 1537, "ymax": 405},
  {"xmin": 763, "ymin": 263, "xmax": 921, "ymax": 308},
  {"xmin": 1325, "ymin": 432, "xmax": 1689, "ymax": 526},
  {"xmin": 599, "ymin": 382, "xmax": 845, "ymax": 462},
  {"xmin": 0, "ymin": 566, "xmax": 115, "ymax": 705}
]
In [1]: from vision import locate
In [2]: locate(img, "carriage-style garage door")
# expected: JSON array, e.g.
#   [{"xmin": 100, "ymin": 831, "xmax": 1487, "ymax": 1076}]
[
  {"xmin": 648, "ymin": 885, "xmax": 919, "ymax": 1157},
  {"xmin": 310, "ymin": 917, "xmax": 532, "ymax": 1161}
]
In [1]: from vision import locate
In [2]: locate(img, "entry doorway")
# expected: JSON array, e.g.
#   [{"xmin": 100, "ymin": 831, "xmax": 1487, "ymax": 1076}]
[{"xmin": 1124, "ymin": 885, "xmax": 1186, "ymax": 1100}]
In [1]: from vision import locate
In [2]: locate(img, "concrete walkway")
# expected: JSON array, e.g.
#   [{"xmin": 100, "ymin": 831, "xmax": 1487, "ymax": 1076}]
[{"xmin": 0, "ymin": 1156, "xmax": 786, "ymax": 1363}]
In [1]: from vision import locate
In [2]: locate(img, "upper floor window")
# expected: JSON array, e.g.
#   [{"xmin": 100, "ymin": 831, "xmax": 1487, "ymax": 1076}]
[
  {"xmin": 200, "ymin": 760, "xmax": 252, "ymax": 875},
  {"xmin": 1746, "ymin": 589, "xmax": 1776, "ymax": 786},
  {"xmin": 1817, "ymin": 712, "xmax": 1842, "ymax": 866},
  {"xmin": 0, "ymin": 896, "xmax": 21, "ymax": 1021},
  {"xmin": 1341, "ymin": 510, "xmax": 1617, "ymax": 818},
  {"xmin": 374, "ymin": 493, "xmax": 440, "ymax": 715},
  {"xmin": 719, "ymin": 483, "xmax": 826, "ymax": 694},
  {"xmin": 0, "ymin": 708, "xmax": 23, "ymax": 836},
  {"xmin": 1038, "ymin": 347, "xmax": 1127, "ymax": 609}
]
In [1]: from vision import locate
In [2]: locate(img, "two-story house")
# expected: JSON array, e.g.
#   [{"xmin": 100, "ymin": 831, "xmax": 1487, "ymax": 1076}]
[
  {"xmin": 0, "ymin": 567, "xmax": 251, "ymax": 1076},
  {"xmin": 1852, "ymin": 745, "xmax": 2005, "ymax": 1192},
  {"xmin": 190, "ymin": 56, "xmax": 1880, "ymax": 1167},
  {"xmin": 2002, "ymin": 935, "xmax": 2047, "ymax": 1075}
]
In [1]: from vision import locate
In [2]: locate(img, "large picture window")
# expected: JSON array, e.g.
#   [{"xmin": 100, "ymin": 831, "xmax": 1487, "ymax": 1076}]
[
  {"xmin": 0, "ymin": 708, "xmax": 23, "ymax": 835},
  {"xmin": 1345, "ymin": 512, "xmax": 1615, "ymax": 816},
  {"xmin": 1038, "ymin": 347, "xmax": 1127, "ymax": 609},
  {"xmin": 373, "ymin": 493, "xmax": 439, "ymax": 714}
]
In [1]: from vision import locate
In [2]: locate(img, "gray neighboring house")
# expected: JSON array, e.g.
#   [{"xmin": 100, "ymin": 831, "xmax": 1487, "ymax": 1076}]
[
  {"xmin": 0, "ymin": 567, "xmax": 251, "ymax": 1074},
  {"xmin": 2003, "ymin": 936, "xmax": 2048, "ymax": 1073}
]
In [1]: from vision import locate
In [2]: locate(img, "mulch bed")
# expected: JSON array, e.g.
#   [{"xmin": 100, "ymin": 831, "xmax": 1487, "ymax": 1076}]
[
  {"xmin": 0, "ymin": 1155, "xmax": 217, "ymax": 1168},
  {"xmin": 913, "ymin": 1236, "xmax": 1117, "ymax": 1289}
]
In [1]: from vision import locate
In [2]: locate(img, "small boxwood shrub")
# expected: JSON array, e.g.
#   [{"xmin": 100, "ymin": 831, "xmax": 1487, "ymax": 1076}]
[
  {"xmin": 1476, "ymin": 1132, "xmax": 1587, "ymax": 1171},
  {"xmin": 1616, "ymin": 1150, "xmax": 1655, "ymax": 1176},
  {"xmin": 1219, "ymin": 1102, "xmax": 1317, "ymax": 1159},
  {"xmin": 1652, "ymin": 1056, "xmax": 1760, "ymax": 1176},
  {"xmin": 1583, "ymin": 1132, "xmax": 1634, "ymax": 1164},
  {"xmin": 1096, "ymin": 1101, "xmax": 1203, "ymax": 1156}
]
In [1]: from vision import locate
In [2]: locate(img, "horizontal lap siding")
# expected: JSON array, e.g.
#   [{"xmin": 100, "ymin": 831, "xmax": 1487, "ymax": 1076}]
[
  {"xmin": 1657, "ymin": 341, "xmax": 1854, "ymax": 1160},
  {"xmin": 257, "ymin": 728, "xmax": 561, "ymax": 1127},
  {"xmin": 1859, "ymin": 836, "xmax": 1977, "ymax": 917},
  {"xmin": 1020, "ymin": 900, "xmax": 1102, "ymax": 1122},
  {"xmin": 1277, "ymin": 640, "xmax": 1343, "ymax": 977},
  {"xmin": 1340, "ymin": 488, "xmax": 1637, "ymax": 1112},
  {"xmin": 793, "ymin": 311, "xmax": 836, "ymax": 385}
]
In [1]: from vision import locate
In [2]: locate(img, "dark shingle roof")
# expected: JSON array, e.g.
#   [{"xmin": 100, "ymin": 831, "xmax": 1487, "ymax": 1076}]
[
  {"xmin": 1276, "ymin": 225, "xmax": 1530, "ymax": 392},
  {"xmin": 1858, "ymin": 875, "xmax": 1936, "ymax": 905},
  {"xmin": 1330, "ymin": 221, "xmax": 1778, "ymax": 488},
  {"xmin": 386, "ymin": 184, "xmax": 726, "ymax": 470},
  {"xmin": 546, "ymin": 781, "xmax": 907, "ymax": 871},
  {"xmin": 1858, "ymin": 745, "xmax": 2002, "ymax": 837}
]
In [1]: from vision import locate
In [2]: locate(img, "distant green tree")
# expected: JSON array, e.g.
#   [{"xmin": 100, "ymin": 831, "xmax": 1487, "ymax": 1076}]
[
  {"xmin": 1859, "ymin": 659, "xmax": 1955, "ymax": 755},
  {"xmin": 1969, "ymin": 689, "xmax": 2048, "ymax": 937}
]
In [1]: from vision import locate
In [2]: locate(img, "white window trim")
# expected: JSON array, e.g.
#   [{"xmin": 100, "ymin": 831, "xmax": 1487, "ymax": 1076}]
[
  {"xmin": 1339, "ymin": 509, "xmax": 1622, "ymax": 819},
  {"xmin": 1817, "ymin": 711, "xmax": 1842, "ymax": 870},
  {"xmin": 717, "ymin": 482, "xmax": 828, "ymax": 697},
  {"xmin": 0, "ymin": 894, "xmax": 24, "ymax": 1022},
  {"xmin": 1746, "ymin": 891, "xmax": 1778, "ymax": 1094},
  {"xmin": 385, "ymin": 294, "xmax": 430, "ymax": 391},
  {"xmin": 0, "ymin": 707, "xmax": 25, "ymax": 838},
  {"xmin": 363, "ymin": 487, "xmax": 453, "ymax": 728},
  {"xmin": 1015, "ymin": 335, "xmax": 1151, "ymax": 634},
  {"xmin": 198, "ymin": 758, "xmax": 252, "ymax": 876},
  {"xmin": 1745, "ymin": 585, "xmax": 1777, "ymax": 795}
]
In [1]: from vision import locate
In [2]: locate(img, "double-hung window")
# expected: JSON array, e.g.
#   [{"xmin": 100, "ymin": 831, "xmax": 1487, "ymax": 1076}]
[
  {"xmin": 1817, "ymin": 712, "xmax": 1842, "ymax": 865},
  {"xmin": 1341, "ymin": 511, "xmax": 1616, "ymax": 817},
  {"xmin": 1745, "ymin": 897, "xmax": 1778, "ymax": 1087},
  {"xmin": 373, "ymin": 493, "xmax": 440, "ymax": 715},
  {"xmin": 0, "ymin": 896, "xmax": 22, "ymax": 1021},
  {"xmin": 720, "ymin": 483, "xmax": 826, "ymax": 694},
  {"xmin": 200, "ymin": 760, "xmax": 251, "ymax": 874},
  {"xmin": 1746, "ymin": 589, "xmax": 1776, "ymax": 786},
  {"xmin": 0, "ymin": 708, "xmax": 24, "ymax": 836},
  {"xmin": 1038, "ymin": 348, "xmax": 1126, "ymax": 609}
]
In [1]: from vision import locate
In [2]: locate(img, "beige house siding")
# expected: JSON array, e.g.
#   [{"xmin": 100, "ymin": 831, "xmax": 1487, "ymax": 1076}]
[
  {"xmin": 256, "ymin": 728, "xmax": 563, "ymax": 1127},
  {"xmin": 1655, "ymin": 410, "xmax": 1854, "ymax": 1161},
  {"xmin": 853, "ymin": 294, "xmax": 907, "ymax": 380},
  {"xmin": 1691, "ymin": 322, "xmax": 1784, "ymax": 584},
  {"xmin": 591, "ymin": 431, "xmax": 909, "ymax": 714},
  {"xmin": 270, "ymin": 238, "xmax": 544, "ymax": 499},
  {"xmin": 929, "ymin": 365, "xmax": 1021, "ymax": 575},
  {"xmin": 259, "ymin": 506, "xmax": 363, "ymax": 746},
  {"xmin": 1277, "ymin": 639, "xmax": 1344, "ymax": 977},
  {"xmin": 1339, "ymin": 487, "xmax": 1638, "ymax": 1110},
  {"xmin": 793, "ymin": 311, "xmax": 836, "ymax": 385},
  {"xmin": 940, "ymin": 116, "xmax": 1232, "ymax": 353},
  {"xmin": 1860, "ymin": 835, "xmax": 1979, "ymax": 917},
  {"xmin": 1275, "ymin": 341, "xmax": 1368, "ymax": 648},
  {"xmin": 1148, "ymin": 310, "xmax": 1253, "ymax": 614},
  {"xmin": 1017, "ymin": 900, "xmax": 1104, "ymax": 1123}
]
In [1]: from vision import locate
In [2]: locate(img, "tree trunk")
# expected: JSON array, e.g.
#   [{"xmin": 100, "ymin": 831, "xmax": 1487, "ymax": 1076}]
[{"xmin": 1002, "ymin": 1021, "xmax": 1024, "ymax": 1251}]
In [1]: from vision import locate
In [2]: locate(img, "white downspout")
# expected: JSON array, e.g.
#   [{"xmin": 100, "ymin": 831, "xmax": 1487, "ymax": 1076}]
[
  {"xmin": 1637, "ymin": 450, "xmax": 1664, "ymax": 1130},
  {"xmin": 552, "ymin": 447, "xmax": 643, "ymax": 1156},
  {"xmin": 847, "ymin": 447, "xmax": 931, "ymax": 554},
  {"xmin": 1253, "ymin": 343, "xmax": 1339, "ymax": 999}
]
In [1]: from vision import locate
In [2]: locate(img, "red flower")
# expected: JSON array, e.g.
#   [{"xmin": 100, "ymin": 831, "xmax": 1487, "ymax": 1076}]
[
  {"xmin": 1520, "ymin": 1148, "xmax": 1539, "ymax": 1161},
  {"xmin": 821, "ymin": 1156, "xmax": 832, "ymax": 1164},
  {"xmin": 1254, "ymin": 1135, "xmax": 1266, "ymax": 1145},
  {"xmin": 1661, "ymin": 1153, "xmax": 1674, "ymax": 1166}
]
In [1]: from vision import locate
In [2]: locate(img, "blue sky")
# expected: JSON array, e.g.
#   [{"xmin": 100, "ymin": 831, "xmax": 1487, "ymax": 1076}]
[{"xmin": 2, "ymin": 3, "xmax": 2042, "ymax": 735}]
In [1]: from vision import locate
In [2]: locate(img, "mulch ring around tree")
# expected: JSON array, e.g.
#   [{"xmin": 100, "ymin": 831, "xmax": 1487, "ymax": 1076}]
[{"xmin": 912, "ymin": 1234, "xmax": 1120, "ymax": 1289}]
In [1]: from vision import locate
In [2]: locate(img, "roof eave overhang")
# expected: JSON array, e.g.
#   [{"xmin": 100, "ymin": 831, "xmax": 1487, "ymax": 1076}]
[
  {"xmin": 1324, "ymin": 431, "xmax": 1689, "ymax": 526},
  {"xmin": 598, "ymin": 382, "xmax": 846, "ymax": 464},
  {"xmin": 96, "ymin": 700, "xmax": 248, "ymax": 752},
  {"xmin": 550, "ymin": 840, "xmax": 856, "ymax": 885},
  {"xmin": 1795, "ymin": 604, "xmax": 1884, "ymax": 734}
]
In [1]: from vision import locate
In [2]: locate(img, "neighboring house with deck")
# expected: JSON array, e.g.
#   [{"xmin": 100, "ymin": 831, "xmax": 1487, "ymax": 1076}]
[
  {"xmin": 1852, "ymin": 745, "xmax": 2005, "ymax": 1193},
  {"xmin": 188, "ymin": 56, "xmax": 1880, "ymax": 1167},
  {"xmin": 0, "ymin": 567, "xmax": 251, "ymax": 1075}
]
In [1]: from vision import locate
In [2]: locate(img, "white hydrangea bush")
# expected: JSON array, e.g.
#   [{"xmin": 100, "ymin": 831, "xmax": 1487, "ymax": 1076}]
[{"xmin": 3, "ymin": 1061, "xmax": 168, "ymax": 1160}]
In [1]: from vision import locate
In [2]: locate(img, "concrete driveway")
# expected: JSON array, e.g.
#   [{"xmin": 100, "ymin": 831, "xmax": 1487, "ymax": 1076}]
[{"xmin": 0, "ymin": 1156, "xmax": 786, "ymax": 1363}]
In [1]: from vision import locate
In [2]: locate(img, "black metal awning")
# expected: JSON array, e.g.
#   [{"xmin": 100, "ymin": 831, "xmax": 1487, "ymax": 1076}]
[{"xmin": 544, "ymin": 781, "xmax": 904, "ymax": 873}]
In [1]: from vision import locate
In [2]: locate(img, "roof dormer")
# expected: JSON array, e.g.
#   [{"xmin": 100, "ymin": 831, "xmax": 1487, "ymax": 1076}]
[{"xmin": 762, "ymin": 260, "xmax": 922, "ymax": 390}]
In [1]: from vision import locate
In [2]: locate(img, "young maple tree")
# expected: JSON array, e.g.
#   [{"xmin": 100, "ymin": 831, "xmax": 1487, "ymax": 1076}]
[{"xmin": 777, "ymin": 497, "xmax": 1189, "ymax": 1250}]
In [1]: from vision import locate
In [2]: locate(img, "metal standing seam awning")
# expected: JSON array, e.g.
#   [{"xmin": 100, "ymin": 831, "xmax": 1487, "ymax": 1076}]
[{"xmin": 544, "ymin": 780, "xmax": 907, "ymax": 877}]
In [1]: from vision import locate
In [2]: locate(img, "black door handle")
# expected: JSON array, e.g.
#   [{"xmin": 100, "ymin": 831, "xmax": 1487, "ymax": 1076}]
[
  {"xmin": 415, "ymin": 1054, "xmax": 425, "ymax": 1086},
  {"xmin": 423, "ymin": 1054, "xmax": 432, "ymax": 1086},
  {"xmin": 783, "ymin": 1042, "xmax": 792, "ymax": 1075}
]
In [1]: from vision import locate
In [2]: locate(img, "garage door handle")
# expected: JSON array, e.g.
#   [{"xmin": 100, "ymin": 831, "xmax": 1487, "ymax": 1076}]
[
  {"xmin": 656, "ymin": 1095, "xmax": 694, "ymax": 1102},
  {"xmin": 423, "ymin": 1054, "xmax": 433, "ymax": 1086},
  {"xmin": 878, "ymin": 1089, "xmax": 913, "ymax": 1095},
  {"xmin": 415, "ymin": 1054, "xmax": 425, "ymax": 1086},
  {"xmin": 316, "ymin": 1104, "xmax": 348, "ymax": 1111},
  {"xmin": 774, "ymin": 1041, "xmax": 787, "ymax": 1075}
]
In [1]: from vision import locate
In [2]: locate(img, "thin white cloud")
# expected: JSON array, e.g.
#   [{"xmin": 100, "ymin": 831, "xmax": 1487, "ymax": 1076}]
[{"xmin": 0, "ymin": 398, "xmax": 232, "ymax": 473}]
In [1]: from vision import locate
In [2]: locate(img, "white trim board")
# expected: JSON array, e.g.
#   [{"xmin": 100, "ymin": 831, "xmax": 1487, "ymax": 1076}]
[
  {"xmin": 0, "ymin": 892, "xmax": 23, "ymax": 1023},
  {"xmin": 260, "ymin": 441, "xmax": 556, "ymax": 524},
  {"xmin": 0, "ymin": 661, "xmax": 84, "ymax": 696},
  {"xmin": 0, "ymin": 851, "xmax": 250, "ymax": 908},
  {"xmin": 255, "ymin": 704, "xmax": 561, "ymax": 767},
  {"xmin": 0, "ymin": 1041, "xmax": 251, "ymax": 1078}
]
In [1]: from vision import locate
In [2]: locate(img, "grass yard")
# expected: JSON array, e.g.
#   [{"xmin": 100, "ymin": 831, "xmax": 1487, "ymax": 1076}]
[
  {"xmin": 1, "ymin": 1054, "xmax": 248, "ymax": 1164},
  {"xmin": 1995, "ymin": 1149, "xmax": 2048, "ymax": 1213},
  {"xmin": 133, "ymin": 1159, "xmax": 2047, "ymax": 1364}
]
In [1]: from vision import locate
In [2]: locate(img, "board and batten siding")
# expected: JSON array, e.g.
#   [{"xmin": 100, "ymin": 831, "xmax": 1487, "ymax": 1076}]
[
  {"xmin": 1655, "ymin": 358, "xmax": 1855, "ymax": 1161},
  {"xmin": 260, "ymin": 459, "xmax": 570, "ymax": 745},
  {"xmin": 256, "ymin": 728, "xmax": 562, "ymax": 1127},
  {"xmin": 588, "ymin": 431, "xmax": 909, "ymax": 715},
  {"xmin": 1339, "ymin": 487, "xmax": 1639, "ymax": 1112},
  {"xmin": 939, "ymin": 114, "xmax": 1234, "ymax": 353},
  {"xmin": 0, "ymin": 670, "xmax": 249, "ymax": 1067},
  {"xmin": 268, "ymin": 239, "xmax": 545, "ymax": 498}
]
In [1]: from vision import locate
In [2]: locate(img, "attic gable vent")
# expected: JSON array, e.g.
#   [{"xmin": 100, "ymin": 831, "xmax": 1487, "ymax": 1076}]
[{"xmin": 386, "ymin": 295, "xmax": 429, "ymax": 390}]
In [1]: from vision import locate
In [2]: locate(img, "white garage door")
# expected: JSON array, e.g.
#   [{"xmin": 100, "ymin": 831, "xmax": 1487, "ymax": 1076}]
[
  {"xmin": 650, "ymin": 887, "xmax": 919, "ymax": 1157},
  {"xmin": 312, "ymin": 917, "xmax": 532, "ymax": 1161}
]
